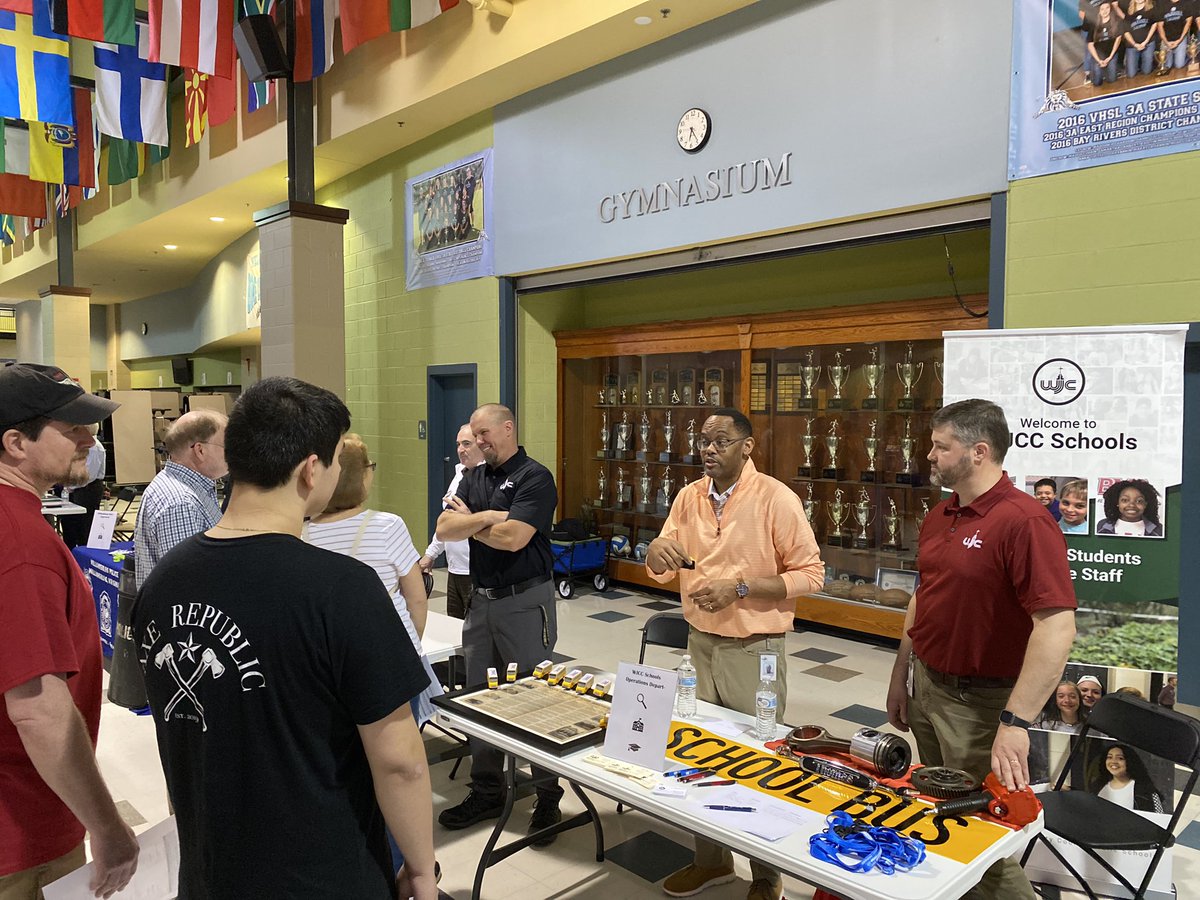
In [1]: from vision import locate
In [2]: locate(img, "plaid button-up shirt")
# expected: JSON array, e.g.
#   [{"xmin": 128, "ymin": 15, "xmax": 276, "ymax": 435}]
[{"xmin": 134, "ymin": 461, "xmax": 222, "ymax": 589}]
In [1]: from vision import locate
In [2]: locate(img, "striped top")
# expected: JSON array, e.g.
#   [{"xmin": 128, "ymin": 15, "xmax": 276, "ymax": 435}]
[{"xmin": 303, "ymin": 509, "xmax": 421, "ymax": 624}]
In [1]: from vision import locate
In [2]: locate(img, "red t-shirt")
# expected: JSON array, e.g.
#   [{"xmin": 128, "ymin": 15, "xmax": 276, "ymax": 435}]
[
  {"xmin": 0, "ymin": 484, "xmax": 102, "ymax": 875},
  {"xmin": 909, "ymin": 474, "xmax": 1077, "ymax": 678}
]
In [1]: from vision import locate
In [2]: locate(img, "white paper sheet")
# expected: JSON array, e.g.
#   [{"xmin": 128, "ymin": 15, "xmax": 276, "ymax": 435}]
[{"xmin": 44, "ymin": 818, "xmax": 179, "ymax": 900}]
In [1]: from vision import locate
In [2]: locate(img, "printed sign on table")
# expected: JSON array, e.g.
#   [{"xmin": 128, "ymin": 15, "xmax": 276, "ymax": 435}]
[{"xmin": 603, "ymin": 662, "xmax": 676, "ymax": 771}]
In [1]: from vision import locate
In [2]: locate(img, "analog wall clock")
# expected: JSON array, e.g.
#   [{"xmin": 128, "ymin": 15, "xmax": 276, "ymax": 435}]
[{"xmin": 677, "ymin": 108, "xmax": 712, "ymax": 153}]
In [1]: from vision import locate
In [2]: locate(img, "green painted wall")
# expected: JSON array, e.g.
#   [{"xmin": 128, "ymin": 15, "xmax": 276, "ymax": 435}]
[
  {"xmin": 124, "ymin": 350, "xmax": 242, "ymax": 392},
  {"xmin": 519, "ymin": 288, "xmax": 586, "ymax": 467},
  {"xmin": 318, "ymin": 112, "xmax": 497, "ymax": 545},
  {"xmin": 1006, "ymin": 151, "xmax": 1200, "ymax": 327}
]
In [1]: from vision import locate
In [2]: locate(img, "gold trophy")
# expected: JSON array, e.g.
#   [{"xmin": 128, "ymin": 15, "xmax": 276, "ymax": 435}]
[
  {"xmin": 646, "ymin": 389, "xmax": 654, "ymax": 405},
  {"xmin": 896, "ymin": 342, "xmax": 925, "ymax": 411},
  {"xmin": 615, "ymin": 411, "xmax": 632, "ymax": 458},
  {"xmin": 822, "ymin": 419, "xmax": 844, "ymax": 480},
  {"xmin": 861, "ymin": 419, "xmax": 880, "ymax": 483},
  {"xmin": 1155, "ymin": 41, "xmax": 1169, "ymax": 76},
  {"xmin": 598, "ymin": 389, "xmax": 606, "ymax": 405},
  {"xmin": 916, "ymin": 497, "xmax": 932, "ymax": 532},
  {"xmin": 595, "ymin": 468, "xmax": 606, "ymax": 508},
  {"xmin": 882, "ymin": 498, "xmax": 902, "ymax": 551},
  {"xmin": 797, "ymin": 416, "xmax": 816, "ymax": 478},
  {"xmin": 896, "ymin": 416, "xmax": 921, "ymax": 486},
  {"xmin": 1189, "ymin": 34, "xmax": 1199, "ymax": 75},
  {"xmin": 670, "ymin": 389, "xmax": 682, "ymax": 405},
  {"xmin": 598, "ymin": 410, "xmax": 611, "ymax": 458},
  {"xmin": 660, "ymin": 410, "xmax": 676, "ymax": 462},
  {"xmin": 826, "ymin": 350, "xmax": 850, "ymax": 410},
  {"xmin": 798, "ymin": 349, "xmax": 820, "ymax": 410},
  {"xmin": 827, "ymin": 488, "xmax": 849, "ymax": 547},
  {"xmin": 620, "ymin": 389, "xmax": 628, "ymax": 405},
  {"xmin": 637, "ymin": 411, "xmax": 652, "ymax": 461},
  {"xmin": 682, "ymin": 418, "xmax": 700, "ymax": 465},
  {"xmin": 638, "ymin": 464, "xmax": 652, "ymax": 513},
  {"xmin": 852, "ymin": 487, "xmax": 875, "ymax": 550},
  {"xmin": 861, "ymin": 346, "xmax": 883, "ymax": 410},
  {"xmin": 934, "ymin": 361, "xmax": 945, "ymax": 397}
]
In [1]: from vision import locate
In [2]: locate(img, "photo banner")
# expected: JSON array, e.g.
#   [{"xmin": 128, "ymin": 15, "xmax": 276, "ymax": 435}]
[
  {"xmin": 942, "ymin": 325, "xmax": 1187, "ymax": 606},
  {"xmin": 404, "ymin": 149, "xmax": 494, "ymax": 292},
  {"xmin": 1010, "ymin": 0, "xmax": 1200, "ymax": 180}
]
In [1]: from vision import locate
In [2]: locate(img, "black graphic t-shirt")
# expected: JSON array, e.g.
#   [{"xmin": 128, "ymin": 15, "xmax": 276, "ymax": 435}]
[
  {"xmin": 1161, "ymin": 1, "xmax": 1190, "ymax": 42},
  {"xmin": 1125, "ymin": 8, "xmax": 1159, "ymax": 44},
  {"xmin": 132, "ymin": 534, "xmax": 429, "ymax": 899},
  {"xmin": 1093, "ymin": 16, "xmax": 1121, "ymax": 56}
]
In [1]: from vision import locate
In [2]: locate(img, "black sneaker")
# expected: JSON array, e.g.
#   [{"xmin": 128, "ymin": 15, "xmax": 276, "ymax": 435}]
[
  {"xmin": 527, "ymin": 799, "xmax": 562, "ymax": 847},
  {"xmin": 438, "ymin": 791, "xmax": 504, "ymax": 830}
]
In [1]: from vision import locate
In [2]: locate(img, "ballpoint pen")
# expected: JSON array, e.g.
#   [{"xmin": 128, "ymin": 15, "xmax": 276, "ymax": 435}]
[
  {"xmin": 704, "ymin": 805, "xmax": 756, "ymax": 812},
  {"xmin": 665, "ymin": 767, "xmax": 708, "ymax": 779},
  {"xmin": 692, "ymin": 780, "xmax": 736, "ymax": 788},
  {"xmin": 679, "ymin": 770, "xmax": 716, "ymax": 783}
]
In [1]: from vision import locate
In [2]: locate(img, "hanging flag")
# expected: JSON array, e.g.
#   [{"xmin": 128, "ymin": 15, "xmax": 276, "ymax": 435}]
[
  {"xmin": 28, "ymin": 87, "xmax": 96, "ymax": 187},
  {"xmin": 107, "ymin": 136, "xmax": 170, "ymax": 186},
  {"xmin": 0, "ymin": 213, "xmax": 14, "ymax": 245},
  {"xmin": 25, "ymin": 212, "xmax": 46, "ymax": 233},
  {"xmin": 206, "ymin": 72, "xmax": 236, "ymax": 126},
  {"xmin": 0, "ymin": 173, "xmax": 47, "ymax": 216},
  {"xmin": 49, "ymin": 0, "xmax": 135, "ymax": 45},
  {"xmin": 184, "ymin": 68, "xmax": 208, "ymax": 146},
  {"xmin": 342, "ymin": 0, "xmax": 459, "ymax": 55},
  {"xmin": 148, "ymin": 0, "xmax": 235, "ymax": 78},
  {"xmin": 293, "ymin": 0, "xmax": 337, "ymax": 81},
  {"xmin": 0, "ymin": 1, "xmax": 32, "ymax": 14},
  {"xmin": 53, "ymin": 181, "xmax": 80, "ymax": 216},
  {"xmin": 83, "ymin": 96, "xmax": 100, "ymax": 199},
  {"xmin": 0, "ymin": 7, "xmax": 74, "ymax": 126},
  {"xmin": 95, "ymin": 21, "xmax": 169, "ymax": 146},
  {"xmin": 392, "ymin": 0, "xmax": 458, "ymax": 29},
  {"xmin": 0, "ymin": 118, "xmax": 30, "ymax": 175}
]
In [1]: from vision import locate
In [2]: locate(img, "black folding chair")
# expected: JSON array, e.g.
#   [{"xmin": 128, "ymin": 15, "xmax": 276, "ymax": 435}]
[
  {"xmin": 110, "ymin": 487, "xmax": 138, "ymax": 541},
  {"xmin": 1021, "ymin": 692, "xmax": 1200, "ymax": 899},
  {"xmin": 638, "ymin": 611, "xmax": 689, "ymax": 663}
]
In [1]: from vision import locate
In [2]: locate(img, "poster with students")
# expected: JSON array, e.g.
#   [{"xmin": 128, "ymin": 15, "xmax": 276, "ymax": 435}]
[
  {"xmin": 1010, "ymin": 0, "xmax": 1200, "ymax": 179},
  {"xmin": 941, "ymin": 324, "xmax": 1186, "ymax": 606},
  {"xmin": 404, "ymin": 150, "xmax": 494, "ymax": 291}
]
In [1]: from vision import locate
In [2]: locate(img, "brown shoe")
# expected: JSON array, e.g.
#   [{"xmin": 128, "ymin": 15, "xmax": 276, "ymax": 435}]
[
  {"xmin": 662, "ymin": 863, "xmax": 737, "ymax": 897},
  {"xmin": 746, "ymin": 878, "xmax": 783, "ymax": 900}
]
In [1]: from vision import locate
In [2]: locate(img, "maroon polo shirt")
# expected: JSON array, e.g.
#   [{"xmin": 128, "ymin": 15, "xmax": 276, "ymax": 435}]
[{"xmin": 909, "ymin": 473, "xmax": 1076, "ymax": 678}]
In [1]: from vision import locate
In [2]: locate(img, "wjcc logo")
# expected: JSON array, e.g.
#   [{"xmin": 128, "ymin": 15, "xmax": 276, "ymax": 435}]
[{"xmin": 1032, "ymin": 358, "xmax": 1086, "ymax": 406}]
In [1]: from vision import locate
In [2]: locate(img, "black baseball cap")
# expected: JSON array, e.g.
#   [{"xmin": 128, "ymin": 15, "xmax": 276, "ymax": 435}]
[{"xmin": 0, "ymin": 363, "xmax": 120, "ymax": 432}]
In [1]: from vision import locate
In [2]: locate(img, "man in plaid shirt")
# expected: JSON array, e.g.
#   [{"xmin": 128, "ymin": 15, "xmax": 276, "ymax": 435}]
[{"xmin": 134, "ymin": 410, "xmax": 228, "ymax": 590}]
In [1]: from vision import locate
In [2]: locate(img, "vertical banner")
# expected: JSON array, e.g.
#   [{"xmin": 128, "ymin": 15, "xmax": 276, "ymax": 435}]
[
  {"xmin": 1010, "ymin": 0, "xmax": 1200, "ymax": 179},
  {"xmin": 245, "ymin": 248, "xmax": 260, "ymax": 328},
  {"xmin": 943, "ymin": 325, "xmax": 1185, "ymax": 609},
  {"xmin": 404, "ymin": 149, "xmax": 493, "ymax": 291}
]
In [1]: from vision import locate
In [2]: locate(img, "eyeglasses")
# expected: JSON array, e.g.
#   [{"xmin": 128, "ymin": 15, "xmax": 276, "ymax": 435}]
[
  {"xmin": 697, "ymin": 436, "xmax": 746, "ymax": 453},
  {"xmin": 366, "ymin": 462, "xmax": 378, "ymax": 471}
]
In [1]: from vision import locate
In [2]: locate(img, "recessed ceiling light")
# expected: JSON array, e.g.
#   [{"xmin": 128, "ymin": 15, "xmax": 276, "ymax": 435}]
[
  {"xmin": 634, "ymin": 15, "xmax": 652, "ymax": 25},
  {"xmin": 209, "ymin": 216, "xmax": 225, "ymax": 223},
  {"xmin": 163, "ymin": 244, "xmax": 178, "ymax": 250}
]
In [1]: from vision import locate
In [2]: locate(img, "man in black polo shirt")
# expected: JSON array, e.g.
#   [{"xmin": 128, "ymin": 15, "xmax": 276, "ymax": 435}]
[{"xmin": 435, "ymin": 403, "xmax": 564, "ymax": 843}]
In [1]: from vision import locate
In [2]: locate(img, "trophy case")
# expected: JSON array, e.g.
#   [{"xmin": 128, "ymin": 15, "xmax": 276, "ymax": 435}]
[{"xmin": 555, "ymin": 296, "xmax": 986, "ymax": 638}]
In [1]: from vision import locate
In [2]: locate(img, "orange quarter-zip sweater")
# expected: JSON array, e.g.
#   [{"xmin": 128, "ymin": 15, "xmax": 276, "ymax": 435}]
[{"xmin": 648, "ymin": 458, "xmax": 824, "ymax": 638}]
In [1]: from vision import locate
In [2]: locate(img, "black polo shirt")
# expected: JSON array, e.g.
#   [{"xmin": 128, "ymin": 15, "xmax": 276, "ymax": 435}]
[{"xmin": 456, "ymin": 446, "xmax": 556, "ymax": 589}]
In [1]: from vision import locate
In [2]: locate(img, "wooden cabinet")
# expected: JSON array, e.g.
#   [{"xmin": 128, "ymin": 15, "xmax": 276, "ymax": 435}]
[{"xmin": 555, "ymin": 296, "xmax": 987, "ymax": 638}]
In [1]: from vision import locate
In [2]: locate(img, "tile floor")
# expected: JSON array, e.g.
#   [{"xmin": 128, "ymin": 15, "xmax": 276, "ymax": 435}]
[{"xmin": 96, "ymin": 574, "xmax": 1198, "ymax": 899}]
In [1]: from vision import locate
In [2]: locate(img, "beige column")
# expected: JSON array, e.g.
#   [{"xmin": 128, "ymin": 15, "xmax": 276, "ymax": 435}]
[
  {"xmin": 15, "ymin": 287, "xmax": 92, "ymax": 384},
  {"xmin": 252, "ymin": 201, "xmax": 349, "ymax": 396},
  {"xmin": 106, "ymin": 303, "xmax": 131, "ymax": 390}
]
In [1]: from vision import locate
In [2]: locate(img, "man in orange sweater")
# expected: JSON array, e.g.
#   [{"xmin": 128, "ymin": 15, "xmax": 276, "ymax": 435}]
[{"xmin": 647, "ymin": 408, "xmax": 823, "ymax": 900}]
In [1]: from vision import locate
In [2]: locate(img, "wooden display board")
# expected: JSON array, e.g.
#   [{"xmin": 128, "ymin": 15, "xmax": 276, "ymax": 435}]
[{"xmin": 109, "ymin": 390, "xmax": 156, "ymax": 485}]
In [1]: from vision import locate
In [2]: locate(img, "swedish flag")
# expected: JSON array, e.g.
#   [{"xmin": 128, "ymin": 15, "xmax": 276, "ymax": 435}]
[{"xmin": 0, "ymin": 6, "xmax": 74, "ymax": 127}]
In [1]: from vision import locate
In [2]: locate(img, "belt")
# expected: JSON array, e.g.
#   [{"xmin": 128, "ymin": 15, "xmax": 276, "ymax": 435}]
[
  {"xmin": 473, "ymin": 575, "xmax": 549, "ymax": 600},
  {"xmin": 920, "ymin": 660, "xmax": 1017, "ymax": 690}
]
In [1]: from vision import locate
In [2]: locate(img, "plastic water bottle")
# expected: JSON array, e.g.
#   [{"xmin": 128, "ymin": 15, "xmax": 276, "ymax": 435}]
[
  {"xmin": 755, "ymin": 673, "xmax": 778, "ymax": 741},
  {"xmin": 676, "ymin": 654, "xmax": 697, "ymax": 718}
]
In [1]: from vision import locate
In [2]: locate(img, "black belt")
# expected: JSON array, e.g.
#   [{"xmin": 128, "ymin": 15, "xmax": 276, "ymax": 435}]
[
  {"xmin": 920, "ymin": 660, "xmax": 1017, "ymax": 690},
  {"xmin": 473, "ymin": 575, "xmax": 549, "ymax": 600}
]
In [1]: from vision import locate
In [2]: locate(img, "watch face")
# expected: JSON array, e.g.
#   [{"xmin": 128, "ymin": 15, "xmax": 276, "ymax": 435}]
[{"xmin": 677, "ymin": 108, "xmax": 711, "ymax": 153}]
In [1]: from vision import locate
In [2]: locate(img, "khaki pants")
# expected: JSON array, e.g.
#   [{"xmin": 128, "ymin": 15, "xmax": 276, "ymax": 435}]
[
  {"xmin": 0, "ymin": 845, "xmax": 86, "ymax": 900},
  {"xmin": 687, "ymin": 628, "xmax": 788, "ymax": 886},
  {"xmin": 908, "ymin": 658, "xmax": 1036, "ymax": 900}
]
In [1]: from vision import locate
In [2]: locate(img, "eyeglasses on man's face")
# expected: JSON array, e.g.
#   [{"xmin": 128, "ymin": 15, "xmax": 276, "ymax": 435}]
[{"xmin": 697, "ymin": 436, "xmax": 746, "ymax": 453}]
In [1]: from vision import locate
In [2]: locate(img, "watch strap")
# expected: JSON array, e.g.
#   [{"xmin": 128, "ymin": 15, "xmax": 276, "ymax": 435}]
[{"xmin": 1000, "ymin": 709, "xmax": 1033, "ymax": 730}]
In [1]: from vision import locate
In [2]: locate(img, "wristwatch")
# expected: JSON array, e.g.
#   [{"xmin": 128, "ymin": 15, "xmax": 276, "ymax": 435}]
[
  {"xmin": 999, "ymin": 709, "xmax": 1033, "ymax": 730},
  {"xmin": 734, "ymin": 580, "xmax": 750, "ymax": 599}
]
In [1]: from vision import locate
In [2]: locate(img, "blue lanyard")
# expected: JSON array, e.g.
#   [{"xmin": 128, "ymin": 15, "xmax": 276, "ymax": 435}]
[{"xmin": 809, "ymin": 811, "xmax": 927, "ymax": 876}]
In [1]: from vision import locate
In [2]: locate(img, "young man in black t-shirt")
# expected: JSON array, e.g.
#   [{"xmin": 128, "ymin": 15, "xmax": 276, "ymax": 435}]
[{"xmin": 133, "ymin": 377, "xmax": 436, "ymax": 900}]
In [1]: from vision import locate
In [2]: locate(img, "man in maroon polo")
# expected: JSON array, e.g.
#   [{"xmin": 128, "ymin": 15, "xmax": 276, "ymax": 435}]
[{"xmin": 886, "ymin": 398, "xmax": 1076, "ymax": 900}]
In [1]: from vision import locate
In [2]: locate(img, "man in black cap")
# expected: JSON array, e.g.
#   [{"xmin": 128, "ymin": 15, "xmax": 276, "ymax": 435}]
[{"xmin": 0, "ymin": 363, "xmax": 138, "ymax": 900}]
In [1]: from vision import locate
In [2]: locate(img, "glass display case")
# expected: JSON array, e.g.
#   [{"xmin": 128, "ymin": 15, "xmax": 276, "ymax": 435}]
[{"xmin": 553, "ymin": 296, "xmax": 986, "ymax": 638}]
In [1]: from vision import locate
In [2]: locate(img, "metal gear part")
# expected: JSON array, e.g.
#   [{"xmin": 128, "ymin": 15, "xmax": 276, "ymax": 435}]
[{"xmin": 910, "ymin": 766, "xmax": 981, "ymax": 799}]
